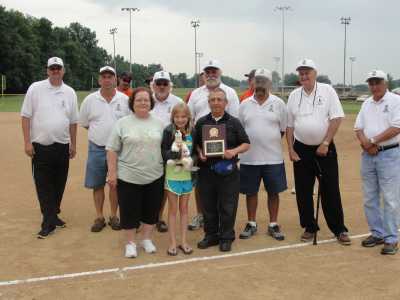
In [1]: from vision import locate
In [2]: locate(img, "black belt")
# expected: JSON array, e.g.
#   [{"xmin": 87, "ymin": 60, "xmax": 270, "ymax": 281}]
[{"xmin": 377, "ymin": 143, "xmax": 399, "ymax": 152}]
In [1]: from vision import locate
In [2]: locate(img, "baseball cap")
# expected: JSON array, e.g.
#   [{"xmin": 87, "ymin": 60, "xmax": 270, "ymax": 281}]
[
  {"xmin": 254, "ymin": 68, "xmax": 272, "ymax": 80},
  {"xmin": 296, "ymin": 59, "xmax": 317, "ymax": 71},
  {"xmin": 99, "ymin": 66, "xmax": 116, "ymax": 75},
  {"xmin": 203, "ymin": 59, "xmax": 222, "ymax": 71},
  {"xmin": 245, "ymin": 69, "xmax": 256, "ymax": 79},
  {"xmin": 365, "ymin": 70, "xmax": 387, "ymax": 82},
  {"xmin": 153, "ymin": 71, "xmax": 171, "ymax": 82},
  {"xmin": 47, "ymin": 57, "xmax": 64, "ymax": 68}
]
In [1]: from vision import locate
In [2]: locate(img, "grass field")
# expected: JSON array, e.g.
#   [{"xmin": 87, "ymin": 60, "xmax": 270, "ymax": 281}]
[{"xmin": 0, "ymin": 88, "xmax": 362, "ymax": 114}]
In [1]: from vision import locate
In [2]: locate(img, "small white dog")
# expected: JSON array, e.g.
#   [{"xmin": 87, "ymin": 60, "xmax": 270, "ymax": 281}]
[{"xmin": 167, "ymin": 130, "xmax": 193, "ymax": 172}]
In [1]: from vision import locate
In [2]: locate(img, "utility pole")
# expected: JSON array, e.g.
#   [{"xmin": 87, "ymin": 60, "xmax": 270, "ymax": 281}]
[
  {"xmin": 191, "ymin": 20, "xmax": 200, "ymax": 87},
  {"xmin": 275, "ymin": 6, "xmax": 292, "ymax": 98},
  {"xmin": 121, "ymin": 7, "xmax": 139, "ymax": 87},
  {"xmin": 341, "ymin": 17, "xmax": 351, "ymax": 96},
  {"xmin": 109, "ymin": 27, "xmax": 118, "ymax": 72},
  {"xmin": 349, "ymin": 56, "xmax": 356, "ymax": 91}
]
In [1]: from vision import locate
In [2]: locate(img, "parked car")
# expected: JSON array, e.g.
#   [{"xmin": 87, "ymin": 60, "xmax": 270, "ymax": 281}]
[{"xmin": 356, "ymin": 94, "xmax": 370, "ymax": 102}]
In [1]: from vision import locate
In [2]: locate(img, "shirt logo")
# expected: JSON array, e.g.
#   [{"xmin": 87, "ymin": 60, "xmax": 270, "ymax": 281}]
[
  {"xmin": 116, "ymin": 103, "xmax": 121, "ymax": 111},
  {"xmin": 268, "ymin": 105, "xmax": 274, "ymax": 112},
  {"xmin": 383, "ymin": 105, "xmax": 389, "ymax": 113},
  {"xmin": 317, "ymin": 96, "xmax": 323, "ymax": 105},
  {"xmin": 61, "ymin": 100, "xmax": 65, "ymax": 108}
]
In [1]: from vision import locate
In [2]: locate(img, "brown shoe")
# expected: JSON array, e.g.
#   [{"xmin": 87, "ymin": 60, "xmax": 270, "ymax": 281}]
[
  {"xmin": 337, "ymin": 232, "xmax": 351, "ymax": 246},
  {"xmin": 91, "ymin": 217, "xmax": 106, "ymax": 232},
  {"xmin": 301, "ymin": 231, "xmax": 314, "ymax": 242},
  {"xmin": 108, "ymin": 216, "xmax": 121, "ymax": 231},
  {"xmin": 156, "ymin": 220, "xmax": 168, "ymax": 233}
]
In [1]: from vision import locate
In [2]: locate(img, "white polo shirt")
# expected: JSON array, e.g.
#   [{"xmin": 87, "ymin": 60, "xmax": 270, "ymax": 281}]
[
  {"xmin": 239, "ymin": 94, "xmax": 287, "ymax": 165},
  {"xmin": 354, "ymin": 91, "xmax": 400, "ymax": 146},
  {"xmin": 287, "ymin": 82, "xmax": 344, "ymax": 146},
  {"xmin": 79, "ymin": 90, "xmax": 130, "ymax": 146},
  {"xmin": 21, "ymin": 79, "xmax": 79, "ymax": 145},
  {"xmin": 151, "ymin": 93, "xmax": 183, "ymax": 128},
  {"xmin": 188, "ymin": 83, "xmax": 240, "ymax": 123}
]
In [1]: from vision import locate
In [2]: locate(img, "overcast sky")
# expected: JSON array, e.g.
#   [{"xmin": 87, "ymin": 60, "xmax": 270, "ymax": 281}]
[{"xmin": 2, "ymin": 0, "xmax": 399, "ymax": 84}]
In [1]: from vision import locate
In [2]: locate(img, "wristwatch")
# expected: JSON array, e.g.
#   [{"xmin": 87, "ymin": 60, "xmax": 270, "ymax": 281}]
[
  {"xmin": 369, "ymin": 137, "xmax": 376, "ymax": 145},
  {"xmin": 322, "ymin": 140, "xmax": 330, "ymax": 146}
]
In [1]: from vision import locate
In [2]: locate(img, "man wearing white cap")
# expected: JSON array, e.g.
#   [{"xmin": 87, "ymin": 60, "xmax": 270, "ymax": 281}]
[
  {"xmin": 238, "ymin": 68, "xmax": 287, "ymax": 241},
  {"xmin": 187, "ymin": 59, "xmax": 240, "ymax": 231},
  {"xmin": 286, "ymin": 59, "xmax": 351, "ymax": 245},
  {"xmin": 150, "ymin": 70, "xmax": 183, "ymax": 233},
  {"xmin": 21, "ymin": 57, "xmax": 79, "ymax": 239},
  {"xmin": 355, "ymin": 70, "xmax": 400, "ymax": 255},
  {"xmin": 80, "ymin": 66, "xmax": 130, "ymax": 233}
]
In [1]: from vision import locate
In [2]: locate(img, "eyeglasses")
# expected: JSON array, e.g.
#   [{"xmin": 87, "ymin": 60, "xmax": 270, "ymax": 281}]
[
  {"xmin": 49, "ymin": 66, "xmax": 62, "ymax": 71},
  {"xmin": 155, "ymin": 81, "xmax": 169, "ymax": 87}
]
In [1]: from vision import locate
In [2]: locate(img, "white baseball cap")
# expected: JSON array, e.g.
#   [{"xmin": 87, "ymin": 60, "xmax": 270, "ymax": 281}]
[
  {"xmin": 153, "ymin": 70, "xmax": 171, "ymax": 82},
  {"xmin": 47, "ymin": 57, "xmax": 64, "ymax": 68},
  {"xmin": 203, "ymin": 59, "xmax": 222, "ymax": 71},
  {"xmin": 99, "ymin": 66, "xmax": 116, "ymax": 75},
  {"xmin": 296, "ymin": 59, "xmax": 317, "ymax": 71},
  {"xmin": 366, "ymin": 70, "xmax": 387, "ymax": 82},
  {"xmin": 254, "ymin": 68, "xmax": 272, "ymax": 80}
]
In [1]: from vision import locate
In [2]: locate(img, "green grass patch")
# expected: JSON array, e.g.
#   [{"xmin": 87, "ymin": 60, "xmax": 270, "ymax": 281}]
[{"xmin": 0, "ymin": 89, "xmax": 363, "ymax": 114}]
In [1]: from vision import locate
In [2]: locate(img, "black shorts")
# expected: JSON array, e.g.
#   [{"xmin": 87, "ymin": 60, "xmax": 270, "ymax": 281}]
[{"xmin": 117, "ymin": 177, "xmax": 164, "ymax": 229}]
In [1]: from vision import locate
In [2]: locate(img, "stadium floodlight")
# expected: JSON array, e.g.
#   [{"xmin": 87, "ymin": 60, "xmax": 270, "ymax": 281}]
[
  {"xmin": 109, "ymin": 27, "xmax": 118, "ymax": 72},
  {"xmin": 275, "ymin": 6, "xmax": 292, "ymax": 97},
  {"xmin": 191, "ymin": 20, "xmax": 200, "ymax": 87},
  {"xmin": 121, "ymin": 7, "xmax": 140, "ymax": 87},
  {"xmin": 341, "ymin": 17, "xmax": 351, "ymax": 95},
  {"xmin": 349, "ymin": 56, "xmax": 356, "ymax": 90}
]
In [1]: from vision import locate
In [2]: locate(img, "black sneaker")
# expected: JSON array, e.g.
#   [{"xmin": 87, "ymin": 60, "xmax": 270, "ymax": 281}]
[
  {"xmin": 239, "ymin": 223, "xmax": 257, "ymax": 239},
  {"xmin": 55, "ymin": 216, "xmax": 66, "ymax": 228},
  {"xmin": 268, "ymin": 224, "xmax": 285, "ymax": 241},
  {"xmin": 37, "ymin": 226, "xmax": 56, "ymax": 239},
  {"xmin": 156, "ymin": 220, "xmax": 168, "ymax": 233},
  {"xmin": 219, "ymin": 240, "xmax": 232, "ymax": 252},
  {"xmin": 197, "ymin": 237, "xmax": 219, "ymax": 249},
  {"xmin": 381, "ymin": 243, "xmax": 399, "ymax": 255},
  {"xmin": 361, "ymin": 235, "xmax": 384, "ymax": 247}
]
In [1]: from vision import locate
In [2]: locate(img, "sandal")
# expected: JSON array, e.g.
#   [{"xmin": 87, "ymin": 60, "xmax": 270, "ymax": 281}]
[
  {"xmin": 167, "ymin": 247, "xmax": 178, "ymax": 256},
  {"xmin": 178, "ymin": 244, "xmax": 193, "ymax": 255}
]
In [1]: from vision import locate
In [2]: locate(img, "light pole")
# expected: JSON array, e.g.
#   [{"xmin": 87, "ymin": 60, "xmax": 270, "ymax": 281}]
[
  {"xmin": 121, "ymin": 7, "xmax": 139, "ymax": 87},
  {"xmin": 341, "ymin": 17, "xmax": 351, "ymax": 95},
  {"xmin": 275, "ymin": 6, "xmax": 291, "ymax": 98},
  {"xmin": 191, "ymin": 20, "xmax": 200, "ymax": 87},
  {"xmin": 273, "ymin": 57, "xmax": 280, "ymax": 90},
  {"xmin": 109, "ymin": 27, "xmax": 118, "ymax": 72},
  {"xmin": 349, "ymin": 56, "xmax": 356, "ymax": 91},
  {"xmin": 196, "ymin": 52, "xmax": 203, "ymax": 77}
]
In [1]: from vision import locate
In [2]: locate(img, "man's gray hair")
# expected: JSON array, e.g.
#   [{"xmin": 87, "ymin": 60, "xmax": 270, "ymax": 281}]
[{"xmin": 208, "ymin": 87, "xmax": 227, "ymax": 100}]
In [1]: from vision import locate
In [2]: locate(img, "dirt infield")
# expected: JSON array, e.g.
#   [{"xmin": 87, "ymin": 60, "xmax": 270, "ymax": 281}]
[{"xmin": 1, "ymin": 112, "xmax": 399, "ymax": 300}]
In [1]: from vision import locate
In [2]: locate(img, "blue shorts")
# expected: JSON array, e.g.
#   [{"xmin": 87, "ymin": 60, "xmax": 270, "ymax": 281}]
[
  {"xmin": 85, "ymin": 141, "xmax": 107, "ymax": 189},
  {"xmin": 240, "ymin": 163, "xmax": 287, "ymax": 195},
  {"xmin": 165, "ymin": 180, "xmax": 193, "ymax": 196}
]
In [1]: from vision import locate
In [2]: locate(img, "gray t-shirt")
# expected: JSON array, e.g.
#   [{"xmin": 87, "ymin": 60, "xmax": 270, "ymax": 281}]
[{"xmin": 106, "ymin": 113, "xmax": 164, "ymax": 185}]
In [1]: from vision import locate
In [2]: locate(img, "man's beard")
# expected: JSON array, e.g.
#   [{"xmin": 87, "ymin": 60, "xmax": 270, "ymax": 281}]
[
  {"xmin": 206, "ymin": 78, "xmax": 220, "ymax": 88},
  {"xmin": 255, "ymin": 86, "xmax": 267, "ymax": 97}
]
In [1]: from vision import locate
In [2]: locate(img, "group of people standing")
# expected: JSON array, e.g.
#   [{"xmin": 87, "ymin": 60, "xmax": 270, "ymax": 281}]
[{"xmin": 21, "ymin": 56, "xmax": 400, "ymax": 258}]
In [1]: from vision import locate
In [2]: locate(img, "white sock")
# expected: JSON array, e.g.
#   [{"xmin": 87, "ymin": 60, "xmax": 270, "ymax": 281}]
[
  {"xmin": 269, "ymin": 222, "xmax": 278, "ymax": 227},
  {"xmin": 248, "ymin": 221, "xmax": 257, "ymax": 227}
]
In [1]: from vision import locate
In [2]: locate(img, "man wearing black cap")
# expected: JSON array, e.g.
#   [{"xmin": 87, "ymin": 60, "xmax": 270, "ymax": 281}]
[
  {"xmin": 117, "ymin": 72, "xmax": 134, "ymax": 98},
  {"xmin": 21, "ymin": 57, "xmax": 79, "ymax": 239}
]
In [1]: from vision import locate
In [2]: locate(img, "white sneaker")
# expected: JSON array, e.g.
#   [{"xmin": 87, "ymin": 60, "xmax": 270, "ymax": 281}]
[
  {"xmin": 125, "ymin": 242, "xmax": 137, "ymax": 258},
  {"xmin": 141, "ymin": 239, "xmax": 157, "ymax": 253},
  {"xmin": 291, "ymin": 187, "xmax": 296, "ymax": 194}
]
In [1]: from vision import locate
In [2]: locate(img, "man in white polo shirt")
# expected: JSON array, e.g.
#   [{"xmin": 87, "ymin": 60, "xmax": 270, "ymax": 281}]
[
  {"xmin": 79, "ymin": 66, "xmax": 130, "ymax": 233},
  {"xmin": 238, "ymin": 68, "xmax": 288, "ymax": 241},
  {"xmin": 286, "ymin": 59, "xmax": 351, "ymax": 245},
  {"xmin": 150, "ymin": 70, "xmax": 183, "ymax": 233},
  {"xmin": 355, "ymin": 70, "xmax": 400, "ymax": 255},
  {"xmin": 187, "ymin": 59, "xmax": 240, "ymax": 231},
  {"xmin": 21, "ymin": 57, "xmax": 79, "ymax": 239}
]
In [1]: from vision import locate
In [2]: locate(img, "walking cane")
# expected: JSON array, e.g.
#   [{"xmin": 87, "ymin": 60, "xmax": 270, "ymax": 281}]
[{"xmin": 313, "ymin": 159, "xmax": 323, "ymax": 245}]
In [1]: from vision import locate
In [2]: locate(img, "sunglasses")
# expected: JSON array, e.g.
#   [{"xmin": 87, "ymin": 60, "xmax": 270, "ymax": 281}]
[
  {"xmin": 49, "ymin": 66, "xmax": 62, "ymax": 71},
  {"xmin": 155, "ymin": 81, "xmax": 169, "ymax": 87}
]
